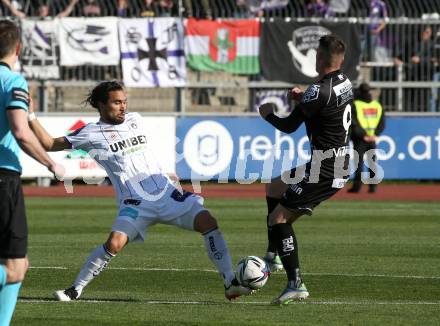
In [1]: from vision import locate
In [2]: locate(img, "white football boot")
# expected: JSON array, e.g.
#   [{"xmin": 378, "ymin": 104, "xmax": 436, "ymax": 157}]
[
  {"xmin": 225, "ymin": 278, "xmax": 255, "ymax": 301},
  {"xmin": 53, "ymin": 286, "xmax": 81, "ymax": 301}
]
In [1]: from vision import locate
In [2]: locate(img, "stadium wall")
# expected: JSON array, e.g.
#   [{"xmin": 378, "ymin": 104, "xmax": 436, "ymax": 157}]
[{"xmin": 20, "ymin": 115, "xmax": 440, "ymax": 181}]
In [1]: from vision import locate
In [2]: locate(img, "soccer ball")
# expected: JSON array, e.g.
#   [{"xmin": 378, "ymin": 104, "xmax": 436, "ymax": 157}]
[{"xmin": 236, "ymin": 256, "xmax": 270, "ymax": 290}]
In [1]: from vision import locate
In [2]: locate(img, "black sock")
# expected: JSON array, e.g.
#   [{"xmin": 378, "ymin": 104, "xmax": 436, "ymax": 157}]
[
  {"xmin": 266, "ymin": 197, "xmax": 280, "ymax": 253},
  {"xmin": 267, "ymin": 222, "xmax": 278, "ymax": 254},
  {"xmin": 271, "ymin": 223, "xmax": 302, "ymax": 285},
  {"xmin": 266, "ymin": 196, "xmax": 279, "ymax": 215}
]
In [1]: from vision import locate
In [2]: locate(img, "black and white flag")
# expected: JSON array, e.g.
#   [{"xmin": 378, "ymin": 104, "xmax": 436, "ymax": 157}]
[
  {"xmin": 58, "ymin": 17, "xmax": 120, "ymax": 66},
  {"xmin": 21, "ymin": 19, "xmax": 59, "ymax": 79},
  {"xmin": 261, "ymin": 20, "xmax": 361, "ymax": 84}
]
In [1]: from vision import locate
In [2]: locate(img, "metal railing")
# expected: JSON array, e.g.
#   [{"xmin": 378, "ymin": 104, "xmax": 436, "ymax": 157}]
[
  {"xmin": 4, "ymin": 12, "xmax": 440, "ymax": 113},
  {"xmin": 1, "ymin": 0, "xmax": 439, "ymax": 19}
]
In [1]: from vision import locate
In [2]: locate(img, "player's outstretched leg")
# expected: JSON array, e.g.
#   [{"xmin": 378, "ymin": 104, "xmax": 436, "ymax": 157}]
[
  {"xmin": 194, "ymin": 211, "xmax": 254, "ymax": 300},
  {"xmin": 54, "ymin": 231, "xmax": 127, "ymax": 301}
]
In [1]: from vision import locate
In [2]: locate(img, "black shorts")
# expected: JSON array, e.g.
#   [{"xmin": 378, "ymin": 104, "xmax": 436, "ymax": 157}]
[
  {"xmin": 279, "ymin": 164, "xmax": 347, "ymax": 216},
  {"xmin": 0, "ymin": 169, "xmax": 27, "ymax": 259}
]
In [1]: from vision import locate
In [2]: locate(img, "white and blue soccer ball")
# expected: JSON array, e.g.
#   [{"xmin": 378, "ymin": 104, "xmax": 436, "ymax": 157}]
[{"xmin": 236, "ymin": 256, "xmax": 270, "ymax": 290}]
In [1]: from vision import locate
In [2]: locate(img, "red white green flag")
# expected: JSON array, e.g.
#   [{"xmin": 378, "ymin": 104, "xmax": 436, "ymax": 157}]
[{"xmin": 185, "ymin": 18, "xmax": 260, "ymax": 74}]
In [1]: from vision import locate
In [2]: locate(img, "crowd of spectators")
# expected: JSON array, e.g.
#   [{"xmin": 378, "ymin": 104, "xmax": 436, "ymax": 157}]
[
  {"xmin": 391, "ymin": 25, "xmax": 440, "ymax": 111},
  {"xmin": 0, "ymin": 0, "xmax": 439, "ymax": 19},
  {"xmin": 0, "ymin": 0, "xmax": 178, "ymax": 17}
]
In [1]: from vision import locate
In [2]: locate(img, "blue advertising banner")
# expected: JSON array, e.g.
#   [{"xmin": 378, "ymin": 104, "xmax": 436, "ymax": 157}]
[
  {"xmin": 374, "ymin": 117, "xmax": 440, "ymax": 179},
  {"xmin": 176, "ymin": 116, "xmax": 440, "ymax": 181}
]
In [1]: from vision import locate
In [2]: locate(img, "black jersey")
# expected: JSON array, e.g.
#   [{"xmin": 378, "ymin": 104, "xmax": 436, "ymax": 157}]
[
  {"xmin": 298, "ymin": 70, "xmax": 353, "ymax": 151},
  {"xmin": 266, "ymin": 70, "xmax": 354, "ymax": 180}
]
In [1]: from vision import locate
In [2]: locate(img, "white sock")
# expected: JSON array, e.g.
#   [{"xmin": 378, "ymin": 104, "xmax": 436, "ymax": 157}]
[
  {"xmin": 72, "ymin": 245, "xmax": 115, "ymax": 293},
  {"xmin": 203, "ymin": 228, "xmax": 235, "ymax": 287}
]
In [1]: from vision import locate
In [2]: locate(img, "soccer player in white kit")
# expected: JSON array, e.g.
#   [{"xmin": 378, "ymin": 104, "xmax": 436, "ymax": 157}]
[{"xmin": 28, "ymin": 81, "xmax": 251, "ymax": 301}]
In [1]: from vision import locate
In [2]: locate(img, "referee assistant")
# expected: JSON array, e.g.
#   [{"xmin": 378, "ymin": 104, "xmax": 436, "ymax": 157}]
[{"xmin": 0, "ymin": 19, "xmax": 62, "ymax": 325}]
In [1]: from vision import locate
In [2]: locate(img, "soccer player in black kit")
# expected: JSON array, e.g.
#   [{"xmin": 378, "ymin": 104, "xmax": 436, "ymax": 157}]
[{"xmin": 259, "ymin": 35, "xmax": 353, "ymax": 305}]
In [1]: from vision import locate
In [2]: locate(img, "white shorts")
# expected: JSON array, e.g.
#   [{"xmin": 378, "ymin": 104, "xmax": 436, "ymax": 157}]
[{"xmin": 111, "ymin": 186, "xmax": 206, "ymax": 242}]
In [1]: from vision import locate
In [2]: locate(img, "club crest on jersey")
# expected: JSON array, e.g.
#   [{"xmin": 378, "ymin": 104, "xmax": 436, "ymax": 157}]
[
  {"xmin": 302, "ymin": 85, "xmax": 320, "ymax": 103},
  {"xmin": 109, "ymin": 135, "xmax": 147, "ymax": 153}
]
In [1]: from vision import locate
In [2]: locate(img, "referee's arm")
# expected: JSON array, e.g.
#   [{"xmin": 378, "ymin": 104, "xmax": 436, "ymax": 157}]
[{"xmin": 7, "ymin": 109, "xmax": 55, "ymax": 168}]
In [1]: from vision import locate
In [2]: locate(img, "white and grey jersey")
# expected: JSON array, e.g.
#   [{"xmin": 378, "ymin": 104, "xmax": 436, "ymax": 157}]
[{"xmin": 65, "ymin": 112, "xmax": 171, "ymax": 203}]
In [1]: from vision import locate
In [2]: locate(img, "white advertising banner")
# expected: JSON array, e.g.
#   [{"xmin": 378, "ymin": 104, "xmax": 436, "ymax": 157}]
[{"xmin": 20, "ymin": 116, "xmax": 176, "ymax": 179}]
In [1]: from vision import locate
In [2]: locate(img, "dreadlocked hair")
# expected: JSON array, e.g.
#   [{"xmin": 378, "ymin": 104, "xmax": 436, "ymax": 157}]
[{"xmin": 83, "ymin": 80, "xmax": 124, "ymax": 110}]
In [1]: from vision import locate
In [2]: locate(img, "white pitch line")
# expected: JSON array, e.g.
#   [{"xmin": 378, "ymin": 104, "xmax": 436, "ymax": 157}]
[
  {"xmin": 30, "ymin": 266, "xmax": 67, "ymax": 270},
  {"xmin": 19, "ymin": 299, "xmax": 440, "ymax": 306},
  {"xmin": 28, "ymin": 266, "xmax": 440, "ymax": 280},
  {"xmin": 305, "ymin": 272, "xmax": 440, "ymax": 280}
]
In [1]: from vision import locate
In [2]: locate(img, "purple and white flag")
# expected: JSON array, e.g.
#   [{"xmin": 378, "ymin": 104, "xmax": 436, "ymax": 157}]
[
  {"xmin": 21, "ymin": 19, "xmax": 59, "ymax": 79},
  {"xmin": 119, "ymin": 18, "xmax": 186, "ymax": 88},
  {"xmin": 58, "ymin": 17, "xmax": 120, "ymax": 66}
]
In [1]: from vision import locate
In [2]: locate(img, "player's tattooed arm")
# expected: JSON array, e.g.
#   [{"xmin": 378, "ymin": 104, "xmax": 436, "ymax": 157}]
[{"xmin": 27, "ymin": 97, "xmax": 72, "ymax": 152}]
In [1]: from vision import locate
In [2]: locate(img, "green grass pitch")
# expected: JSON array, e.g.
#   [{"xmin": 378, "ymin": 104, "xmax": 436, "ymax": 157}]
[{"xmin": 13, "ymin": 197, "xmax": 440, "ymax": 325}]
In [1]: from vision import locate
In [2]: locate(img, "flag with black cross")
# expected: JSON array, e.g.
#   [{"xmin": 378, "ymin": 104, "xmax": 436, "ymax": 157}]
[{"xmin": 119, "ymin": 18, "xmax": 186, "ymax": 88}]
